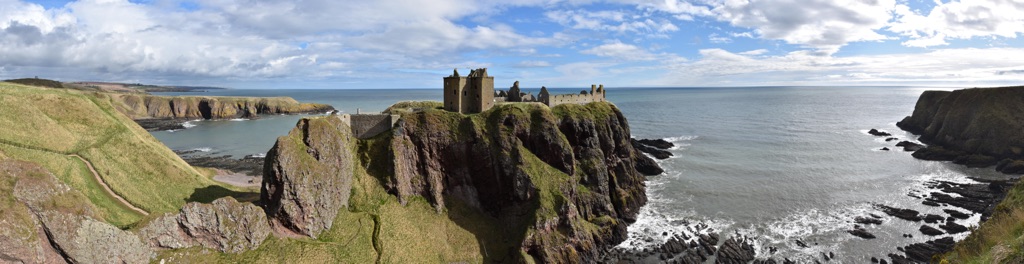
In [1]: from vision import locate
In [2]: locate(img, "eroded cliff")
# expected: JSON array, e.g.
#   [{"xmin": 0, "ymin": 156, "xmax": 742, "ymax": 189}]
[{"xmin": 108, "ymin": 93, "xmax": 334, "ymax": 121}]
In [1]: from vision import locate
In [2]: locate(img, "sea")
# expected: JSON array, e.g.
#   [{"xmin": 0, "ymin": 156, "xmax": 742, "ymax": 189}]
[{"xmin": 151, "ymin": 86, "xmax": 1008, "ymax": 262}]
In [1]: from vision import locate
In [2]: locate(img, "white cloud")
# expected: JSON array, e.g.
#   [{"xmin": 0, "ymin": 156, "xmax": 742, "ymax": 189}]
[
  {"xmin": 514, "ymin": 60, "xmax": 552, "ymax": 68},
  {"xmin": 888, "ymin": 0, "xmax": 1024, "ymax": 47},
  {"xmin": 708, "ymin": 33, "xmax": 732, "ymax": 44},
  {"xmin": 657, "ymin": 47, "xmax": 1024, "ymax": 86},
  {"xmin": 711, "ymin": 0, "xmax": 897, "ymax": 53},
  {"xmin": 545, "ymin": 9, "xmax": 678, "ymax": 37},
  {"xmin": 580, "ymin": 41, "xmax": 659, "ymax": 61}
]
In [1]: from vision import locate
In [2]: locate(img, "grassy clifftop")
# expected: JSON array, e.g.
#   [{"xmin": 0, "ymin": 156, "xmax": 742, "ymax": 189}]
[{"xmin": 0, "ymin": 82, "xmax": 249, "ymax": 227}]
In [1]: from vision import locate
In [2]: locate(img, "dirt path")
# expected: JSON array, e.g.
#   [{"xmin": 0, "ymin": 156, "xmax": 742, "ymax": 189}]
[{"xmin": 70, "ymin": 154, "xmax": 149, "ymax": 216}]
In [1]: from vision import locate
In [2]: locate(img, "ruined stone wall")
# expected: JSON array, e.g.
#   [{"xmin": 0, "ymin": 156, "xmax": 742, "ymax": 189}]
[{"xmin": 340, "ymin": 114, "xmax": 399, "ymax": 139}]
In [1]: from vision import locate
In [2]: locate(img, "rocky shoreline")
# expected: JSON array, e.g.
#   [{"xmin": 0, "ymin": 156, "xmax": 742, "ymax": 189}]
[{"xmin": 174, "ymin": 149, "xmax": 265, "ymax": 178}]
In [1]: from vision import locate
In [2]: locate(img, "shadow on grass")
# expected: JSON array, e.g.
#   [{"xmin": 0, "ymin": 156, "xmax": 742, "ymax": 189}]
[{"xmin": 185, "ymin": 185, "xmax": 260, "ymax": 204}]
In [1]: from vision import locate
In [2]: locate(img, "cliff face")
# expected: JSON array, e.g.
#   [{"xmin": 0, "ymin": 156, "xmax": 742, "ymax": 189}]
[
  {"xmin": 388, "ymin": 103, "xmax": 645, "ymax": 262},
  {"xmin": 898, "ymin": 86, "xmax": 1024, "ymax": 169},
  {"xmin": 108, "ymin": 93, "xmax": 334, "ymax": 120},
  {"xmin": 261, "ymin": 102, "xmax": 647, "ymax": 262}
]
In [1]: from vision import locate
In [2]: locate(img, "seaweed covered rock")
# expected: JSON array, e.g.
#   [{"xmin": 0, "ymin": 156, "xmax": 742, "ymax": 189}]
[{"xmin": 261, "ymin": 116, "xmax": 355, "ymax": 238}]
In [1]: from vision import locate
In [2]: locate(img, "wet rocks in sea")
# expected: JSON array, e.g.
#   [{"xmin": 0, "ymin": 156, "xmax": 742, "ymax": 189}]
[
  {"xmin": 924, "ymin": 179, "xmax": 1017, "ymax": 219},
  {"xmin": 938, "ymin": 221, "xmax": 968, "ymax": 234},
  {"xmin": 922, "ymin": 214, "xmax": 944, "ymax": 224},
  {"xmin": 634, "ymin": 152, "xmax": 665, "ymax": 176},
  {"xmin": 918, "ymin": 225, "xmax": 943, "ymax": 236},
  {"xmin": 943, "ymin": 209, "xmax": 970, "ymax": 219},
  {"xmin": 848, "ymin": 226, "xmax": 876, "ymax": 239},
  {"xmin": 715, "ymin": 236, "xmax": 755, "ymax": 264},
  {"xmin": 638, "ymin": 138, "xmax": 675, "ymax": 149},
  {"xmin": 631, "ymin": 138, "xmax": 673, "ymax": 159},
  {"xmin": 868, "ymin": 129, "xmax": 892, "ymax": 137},
  {"xmin": 895, "ymin": 141, "xmax": 924, "ymax": 152},
  {"xmin": 889, "ymin": 237, "xmax": 955, "ymax": 263},
  {"xmin": 134, "ymin": 118, "xmax": 186, "ymax": 131},
  {"xmin": 176, "ymin": 150, "xmax": 265, "ymax": 177},
  {"xmin": 995, "ymin": 159, "xmax": 1024, "ymax": 174},
  {"xmin": 855, "ymin": 216, "xmax": 883, "ymax": 225},
  {"xmin": 876, "ymin": 204, "xmax": 922, "ymax": 222}
]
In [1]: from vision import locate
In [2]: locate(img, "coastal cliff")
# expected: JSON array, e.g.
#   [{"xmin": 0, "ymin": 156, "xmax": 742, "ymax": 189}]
[
  {"xmin": 107, "ymin": 93, "xmax": 334, "ymax": 128},
  {"xmin": 259, "ymin": 102, "xmax": 646, "ymax": 262},
  {"xmin": 898, "ymin": 86, "xmax": 1024, "ymax": 262},
  {"xmin": 897, "ymin": 86, "xmax": 1024, "ymax": 171}
]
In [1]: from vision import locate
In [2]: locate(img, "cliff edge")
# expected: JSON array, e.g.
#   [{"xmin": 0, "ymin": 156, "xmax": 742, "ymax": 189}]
[{"xmin": 897, "ymin": 86, "xmax": 1024, "ymax": 171}]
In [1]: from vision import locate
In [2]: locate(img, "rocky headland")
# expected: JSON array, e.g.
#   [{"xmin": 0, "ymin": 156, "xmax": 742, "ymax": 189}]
[
  {"xmin": 261, "ymin": 102, "xmax": 652, "ymax": 262},
  {"xmin": 108, "ymin": 93, "xmax": 334, "ymax": 130},
  {"xmin": 889, "ymin": 86, "xmax": 1024, "ymax": 262},
  {"xmin": 897, "ymin": 86, "xmax": 1024, "ymax": 172}
]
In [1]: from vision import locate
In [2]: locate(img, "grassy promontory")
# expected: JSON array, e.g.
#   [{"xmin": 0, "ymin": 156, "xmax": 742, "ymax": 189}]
[{"xmin": 0, "ymin": 82, "xmax": 254, "ymax": 227}]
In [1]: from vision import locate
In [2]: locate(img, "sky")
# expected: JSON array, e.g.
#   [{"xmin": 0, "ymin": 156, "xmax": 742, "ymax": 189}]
[{"xmin": 1, "ymin": 0, "xmax": 1023, "ymax": 89}]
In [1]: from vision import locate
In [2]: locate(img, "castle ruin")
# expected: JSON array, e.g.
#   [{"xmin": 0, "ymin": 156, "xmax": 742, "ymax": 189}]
[
  {"xmin": 443, "ymin": 68, "xmax": 494, "ymax": 114},
  {"xmin": 443, "ymin": 68, "xmax": 607, "ymax": 113}
]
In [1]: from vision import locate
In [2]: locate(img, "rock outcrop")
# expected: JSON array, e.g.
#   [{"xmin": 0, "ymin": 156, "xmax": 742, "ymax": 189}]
[
  {"xmin": 0, "ymin": 158, "xmax": 154, "ymax": 263},
  {"xmin": 387, "ymin": 103, "xmax": 646, "ymax": 262},
  {"xmin": 261, "ymin": 116, "xmax": 355, "ymax": 238},
  {"xmin": 897, "ymin": 86, "xmax": 1024, "ymax": 172},
  {"xmin": 139, "ymin": 197, "xmax": 270, "ymax": 253}
]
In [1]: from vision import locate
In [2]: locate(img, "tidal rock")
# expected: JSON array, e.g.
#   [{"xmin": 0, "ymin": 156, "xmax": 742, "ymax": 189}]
[
  {"xmin": 896, "ymin": 237, "xmax": 955, "ymax": 263},
  {"xmin": 262, "ymin": 116, "xmax": 355, "ymax": 238},
  {"xmin": 995, "ymin": 159, "xmax": 1024, "ymax": 174},
  {"xmin": 868, "ymin": 129, "xmax": 892, "ymax": 137},
  {"xmin": 855, "ymin": 216, "xmax": 883, "ymax": 225},
  {"xmin": 919, "ymin": 225, "xmax": 943, "ymax": 236},
  {"xmin": 638, "ymin": 138, "xmax": 675, "ymax": 149},
  {"xmin": 848, "ymin": 227, "xmax": 876, "ymax": 239},
  {"xmin": 634, "ymin": 151, "xmax": 665, "ymax": 175},
  {"xmin": 886, "ymin": 137, "xmax": 899, "ymax": 142},
  {"xmin": 880, "ymin": 147, "xmax": 890, "ymax": 151},
  {"xmin": 895, "ymin": 141, "xmax": 924, "ymax": 152},
  {"xmin": 952, "ymin": 154, "xmax": 999, "ymax": 168},
  {"xmin": 715, "ymin": 236, "xmax": 755, "ymax": 264},
  {"xmin": 938, "ymin": 221, "xmax": 968, "ymax": 234},
  {"xmin": 631, "ymin": 138, "xmax": 673, "ymax": 159},
  {"xmin": 876, "ymin": 205, "xmax": 922, "ymax": 222},
  {"xmin": 922, "ymin": 214, "xmax": 944, "ymax": 224},
  {"xmin": 139, "ymin": 197, "xmax": 270, "ymax": 253},
  {"xmin": 943, "ymin": 209, "xmax": 970, "ymax": 219},
  {"xmin": 912, "ymin": 146, "xmax": 967, "ymax": 161}
]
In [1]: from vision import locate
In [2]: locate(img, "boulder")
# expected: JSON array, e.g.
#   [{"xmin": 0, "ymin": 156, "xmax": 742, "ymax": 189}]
[
  {"xmin": 848, "ymin": 227, "xmax": 876, "ymax": 239},
  {"xmin": 139, "ymin": 197, "xmax": 270, "ymax": 253},
  {"xmin": 634, "ymin": 152, "xmax": 665, "ymax": 175},
  {"xmin": 895, "ymin": 141, "xmax": 924, "ymax": 152},
  {"xmin": 261, "ymin": 116, "xmax": 356, "ymax": 238},
  {"xmin": 631, "ymin": 138, "xmax": 673, "ymax": 159}
]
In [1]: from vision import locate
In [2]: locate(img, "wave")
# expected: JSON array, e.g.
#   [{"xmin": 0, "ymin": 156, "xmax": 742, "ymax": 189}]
[
  {"xmin": 189, "ymin": 147, "xmax": 213, "ymax": 152},
  {"xmin": 230, "ymin": 118, "xmax": 249, "ymax": 121},
  {"xmin": 182, "ymin": 121, "xmax": 198, "ymax": 128},
  {"xmin": 249, "ymin": 153, "xmax": 266, "ymax": 158},
  {"xmin": 664, "ymin": 135, "xmax": 698, "ymax": 142}
]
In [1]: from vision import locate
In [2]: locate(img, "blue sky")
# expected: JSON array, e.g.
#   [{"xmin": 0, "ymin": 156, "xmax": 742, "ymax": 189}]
[{"xmin": 1, "ymin": 0, "xmax": 1023, "ymax": 88}]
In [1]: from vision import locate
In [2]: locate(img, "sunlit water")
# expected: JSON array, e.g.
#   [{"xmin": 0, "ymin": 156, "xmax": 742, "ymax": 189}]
[{"xmin": 151, "ymin": 87, "xmax": 1009, "ymax": 261}]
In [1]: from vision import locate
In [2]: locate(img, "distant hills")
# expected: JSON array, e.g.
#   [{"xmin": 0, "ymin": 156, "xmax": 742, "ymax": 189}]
[{"xmin": 2, "ymin": 77, "xmax": 226, "ymax": 94}]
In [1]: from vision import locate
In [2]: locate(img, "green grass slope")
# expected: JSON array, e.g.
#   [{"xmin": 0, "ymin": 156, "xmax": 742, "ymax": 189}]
[
  {"xmin": 940, "ymin": 182, "xmax": 1024, "ymax": 263},
  {"xmin": 0, "ymin": 82, "xmax": 246, "ymax": 227}
]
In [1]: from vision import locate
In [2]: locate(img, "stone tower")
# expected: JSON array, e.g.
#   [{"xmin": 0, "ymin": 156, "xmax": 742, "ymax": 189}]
[{"xmin": 444, "ymin": 68, "xmax": 494, "ymax": 114}]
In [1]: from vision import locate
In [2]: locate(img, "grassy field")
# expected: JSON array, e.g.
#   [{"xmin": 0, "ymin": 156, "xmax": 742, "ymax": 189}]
[{"xmin": 0, "ymin": 82, "xmax": 253, "ymax": 227}]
